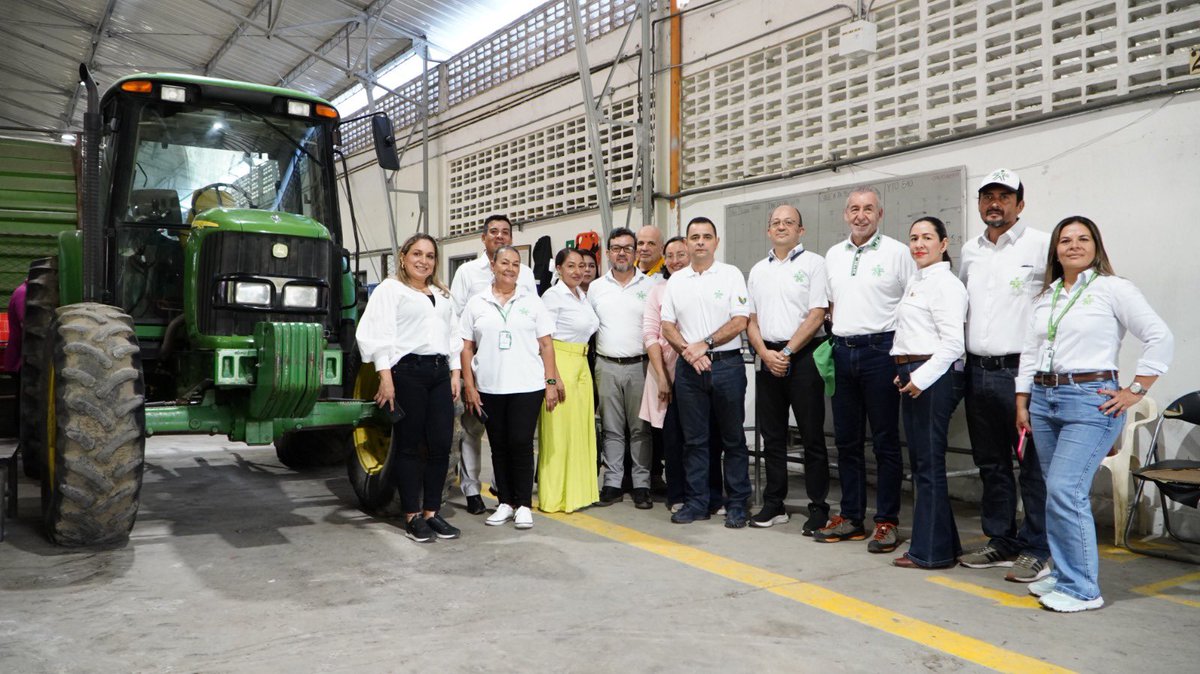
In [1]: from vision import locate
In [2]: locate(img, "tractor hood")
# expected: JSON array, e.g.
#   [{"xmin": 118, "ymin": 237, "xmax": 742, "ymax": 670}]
[{"xmin": 190, "ymin": 208, "xmax": 330, "ymax": 240}]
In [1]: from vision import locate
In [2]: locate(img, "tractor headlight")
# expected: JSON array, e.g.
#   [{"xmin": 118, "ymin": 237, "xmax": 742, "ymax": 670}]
[
  {"xmin": 231, "ymin": 281, "xmax": 272, "ymax": 307},
  {"xmin": 282, "ymin": 284, "xmax": 320, "ymax": 309}
]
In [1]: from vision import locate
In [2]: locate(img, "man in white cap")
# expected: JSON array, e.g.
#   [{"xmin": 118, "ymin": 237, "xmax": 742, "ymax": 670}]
[{"xmin": 957, "ymin": 168, "xmax": 1052, "ymax": 583}]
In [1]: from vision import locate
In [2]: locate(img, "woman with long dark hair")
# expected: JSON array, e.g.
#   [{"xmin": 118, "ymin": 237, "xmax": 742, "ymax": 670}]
[
  {"xmin": 356, "ymin": 233, "xmax": 462, "ymax": 543},
  {"xmin": 890, "ymin": 217, "xmax": 967, "ymax": 569},
  {"xmin": 1016, "ymin": 216, "xmax": 1172, "ymax": 611}
]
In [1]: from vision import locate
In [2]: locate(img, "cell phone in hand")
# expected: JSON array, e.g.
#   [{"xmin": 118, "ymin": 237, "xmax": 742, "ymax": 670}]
[
  {"xmin": 474, "ymin": 407, "xmax": 489, "ymax": 423},
  {"xmin": 382, "ymin": 402, "xmax": 405, "ymax": 424}
]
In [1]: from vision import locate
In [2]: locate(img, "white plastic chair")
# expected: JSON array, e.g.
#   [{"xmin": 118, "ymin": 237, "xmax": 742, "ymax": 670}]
[{"xmin": 1100, "ymin": 395, "xmax": 1158, "ymax": 547}]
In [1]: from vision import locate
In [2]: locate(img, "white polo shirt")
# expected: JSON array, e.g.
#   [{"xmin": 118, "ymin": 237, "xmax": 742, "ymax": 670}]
[
  {"xmin": 747, "ymin": 243, "xmax": 828, "ymax": 343},
  {"xmin": 588, "ymin": 269, "xmax": 660, "ymax": 358},
  {"xmin": 449, "ymin": 253, "xmax": 537, "ymax": 316},
  {"xmin": 356, "ymin": 278, "xmax": 462, "ymax": 371},
  {"xmin": 825, "ymin": 231, "xmax": 914, "ymax": 337},
  {"xmin": 541, "ymin": 281, "xmax": 599, "ymax": 344},
  {"xmin": 958, "ymin": 221, "xmax": 1051, "ymax": 357},
  {"xmin": 660, "ymin": 260, "xmax": 750, "ymax": 352},
  {"xmin": 457, "ymin": 286, "xmax": 554, "ymax": 395}
]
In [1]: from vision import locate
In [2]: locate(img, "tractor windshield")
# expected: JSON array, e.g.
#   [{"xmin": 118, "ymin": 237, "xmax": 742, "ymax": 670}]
[{"xmin": 125, "ymin": 102, "xmax": 331, "ymax": 226}]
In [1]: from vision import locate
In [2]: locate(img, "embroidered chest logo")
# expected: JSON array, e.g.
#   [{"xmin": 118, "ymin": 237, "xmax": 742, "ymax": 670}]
[
  {"xmin": 636, "ymin": 290, "xmax": 647, "ymax": 301},
  {"xmin": 793, "ymin": 270, "xmax": 807, "ymax": 284},
  {"xmin": 737, "ymin": 296, "xmax": 747, "ymax": 305},
  {"xmin": 714, "ymin": 290, "xmax": 724, "ymax": 300},
  {"xmin": 1082, "ymin": 294, "xmax": 1095, "ymax": 306},
  {"xmin": 871, "ymin": 264, "xmax": 884, "ymax": 277},
  {"xmin": 518, "ymin": 307, "xmax": 530, "ymax": 316},
  {"xmin": 1010, "ymin": 277, "xmax": 1025, "ymax": 294}
]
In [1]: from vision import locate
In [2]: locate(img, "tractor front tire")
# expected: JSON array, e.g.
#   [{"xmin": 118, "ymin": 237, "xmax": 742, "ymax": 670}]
[
  {"xmin": 19, "ymin": 258, "xmax": 58, "ymax": 478},
  {"xmin": 345, "ymin": 363, "xmax": 403, "ymax": 517},
  {"xmin": 44, "ymin": 303, "xmax": 145, "ymax": 547},
  {"xmin": 274, "ymin": 428, "xmax": 354, "ymax": 469}
]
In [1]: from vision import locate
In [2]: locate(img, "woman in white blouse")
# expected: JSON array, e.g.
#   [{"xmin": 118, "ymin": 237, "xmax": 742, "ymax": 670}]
[
  {"xmin": 1016, "ymin": 216, "xmax": 1173, "ymax": 612},
  {"xmin": 537, "ymin": 248, "xmax": 601, "ymax": 513},
  {"xmin": 460, "ymin": 245, "xmax": 560, "ymax": 530},
  {"xmin": 890, "ymin": 217, "xmax": 968, "ymax": 569},
  {"xmin": 356, "ymin": 233, "xmax": 462, "ymax": 544}
]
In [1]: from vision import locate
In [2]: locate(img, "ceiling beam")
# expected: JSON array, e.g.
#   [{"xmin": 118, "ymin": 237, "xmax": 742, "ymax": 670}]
[
  {"xmin": 278, "ymin": 0, "xmax": 400, "ymax": 89},
  {"xmin": 328, "ymin": 0, "xmax": 425, "ymax": 43},
  {"xmin": 63, "ymin": 0, "xmax": 120, "ymax": 124},
  {"xmin": 204, "ymin": 0, "xmax": 273, "ymax": 76}
]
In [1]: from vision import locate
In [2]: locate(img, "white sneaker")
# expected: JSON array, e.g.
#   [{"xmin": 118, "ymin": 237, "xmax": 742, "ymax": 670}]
[
  {"xmin": 1028, "ymin": 575, "xmax": 1057, "ymax": 598},
  {"xmin": 1039, "ymin": 590, "xmax": 1103, "ymax": 613},
  {"xmin": 514, "ymin": 506, "xmax": 533, "ymax": 530},
  {"xmin": 486, "ymin": 504, "xmax": 514, "ymax": 526}
]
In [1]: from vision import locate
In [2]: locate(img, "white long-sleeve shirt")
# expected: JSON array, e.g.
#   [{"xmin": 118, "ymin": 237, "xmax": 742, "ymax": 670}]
[
  {"xmin": 959, "ymin": 221, "xmax": 1051, "ymax": 356},
  {"xmin": 890, "ymin": 262, "xmax": 968, "ymax": 391},
  {"xmin": 356, "ymin": 278, "xmax": 462, "ymax": 372},
  {"xmin": 1016, "ymin": 269, "xmax": 1173, "ymax": 393}
]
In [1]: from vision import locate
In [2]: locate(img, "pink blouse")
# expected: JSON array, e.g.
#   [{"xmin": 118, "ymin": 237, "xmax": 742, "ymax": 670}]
[{"xmin": 638, "ymin": 282, "xmax": 676, "ymax": 428}]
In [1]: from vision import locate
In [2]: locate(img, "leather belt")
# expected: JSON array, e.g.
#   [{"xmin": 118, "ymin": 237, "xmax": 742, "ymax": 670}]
[
  {"xmin": 893, "ymin": 354, "xmax": 932, "ymax": 365},
  {"xmin": 764, "ymin": 338, "xmax": 824, "ymax": 356},
  {"xmin": 968, "ymin": 353, "xmax": 1021, "ymax": 370},
  {"xmin": 1033, "ymin": 370, "xmax": 1118, "ymax": 387},
  {"xmin": 832, "ymin": 331, "xmax": 894, "ymax": 348},
  {"xmin": 707, "ymin": 350, "xmax": 742, "ymax": 362},
  {"xmin": 396, "ymin": 353, "xmax": 448, "ymax": 367},
  {"xmin": 598, "ymin": 354, "xmax": 647, "ymax": 365}
]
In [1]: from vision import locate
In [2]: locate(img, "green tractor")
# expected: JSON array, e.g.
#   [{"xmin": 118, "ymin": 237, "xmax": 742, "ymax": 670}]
[{"xmin": 18, "ymin": 66, "xmax": 400, "ymax": 546}]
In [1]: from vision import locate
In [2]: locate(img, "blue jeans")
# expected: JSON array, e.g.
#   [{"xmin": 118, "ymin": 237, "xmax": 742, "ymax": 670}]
[
  {"xmin": 831, "ymin": 334, "xmax": 903, "ymax": 524},
  {"xmin": 965, "ymin": 362, "xmax": 1049, "ymax": 559},
  {"xmin": 1030, "ymin": 378, "xmax": 1123, "ymax": 601},
  {"xmin": 899, "ymin": 363, "xmax": 964, "ymax": 567},
  {"xmin": 663, "ymin": 396, "xmax": 724, "ymax": 508},
  {"xmin": 673, "ymin": 355, "xmax": 751, "ymax": 517}
]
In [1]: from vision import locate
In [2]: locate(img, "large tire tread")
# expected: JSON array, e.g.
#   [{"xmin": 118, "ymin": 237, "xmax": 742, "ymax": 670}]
[{"xmin": 19, "ymin": 258, "xmax": 58, "ymax": 478}]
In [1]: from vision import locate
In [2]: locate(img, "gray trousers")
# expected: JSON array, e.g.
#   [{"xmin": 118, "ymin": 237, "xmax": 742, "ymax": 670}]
[{"xmin": 595, "ymin": 357, "xmax": 651, "ymax": 489}]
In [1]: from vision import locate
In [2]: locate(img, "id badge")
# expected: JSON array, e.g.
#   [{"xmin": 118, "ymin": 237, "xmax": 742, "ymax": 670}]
[{"xmin": 498, "ymin": 330, "xmax": 513, "ymax": 350}]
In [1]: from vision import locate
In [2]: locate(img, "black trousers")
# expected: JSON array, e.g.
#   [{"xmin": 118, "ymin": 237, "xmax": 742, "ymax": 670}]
[
  {"xmin": 755, "ymin": 340, "xmax": 829, "ymax": 511},
  {"xmin": 389, "ymin": 358, "xmax": 454, "ymax": 513},
  {"xmin": 479, "ymin": 390, "xmax": 544, "ymax": 509}
]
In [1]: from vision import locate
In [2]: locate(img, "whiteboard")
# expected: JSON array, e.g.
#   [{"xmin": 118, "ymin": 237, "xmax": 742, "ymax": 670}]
[{"xmin": 722, "ymin": 166, "xmax": 967, "ymax": 274}]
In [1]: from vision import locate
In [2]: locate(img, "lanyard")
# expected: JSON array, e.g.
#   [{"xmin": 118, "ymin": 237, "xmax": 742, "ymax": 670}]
[
  {"xmin": 1045, "ymin": 273, "xmax": 1092, "ymax": 369},
  {"xmin": 491, "ymin": 296, "xmax": 517, "ymax": 325}
]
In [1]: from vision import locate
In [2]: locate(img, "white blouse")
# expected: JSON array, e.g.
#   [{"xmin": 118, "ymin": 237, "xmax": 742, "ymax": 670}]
[
  {"xmin": 890, "ymin": 262, "xmax": 968, "ymax": 391},
  {"xmin": 541, "ymin": 281, "xmax": 599, "ymax": 344},
  {"xmin": 1016, "ymin": 269, "xmax": 1173, "ymax": 393},
  {"xmin": 458, "ymin": 285, "xmax": 555, "ymax": 395},
  {"xmin": 356, "ymin": 278, "xmax": 461, "ymax": 372}
]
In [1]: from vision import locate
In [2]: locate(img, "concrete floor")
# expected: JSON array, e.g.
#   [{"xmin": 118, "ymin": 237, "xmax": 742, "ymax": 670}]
[{"xmin": 2, "ymin": 435, "xmax": 1199, "ymax": 673}]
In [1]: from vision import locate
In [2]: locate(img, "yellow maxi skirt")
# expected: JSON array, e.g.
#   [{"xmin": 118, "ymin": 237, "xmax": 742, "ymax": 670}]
[{"xmin": 537, "ymin": 340, "xmax": 598, "ymax": 513}]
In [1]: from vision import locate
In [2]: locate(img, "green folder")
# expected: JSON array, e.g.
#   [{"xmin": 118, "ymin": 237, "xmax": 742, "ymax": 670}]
[{"xmin": 813, "ymin": 340, "xmax": 835, "ymax": 396}]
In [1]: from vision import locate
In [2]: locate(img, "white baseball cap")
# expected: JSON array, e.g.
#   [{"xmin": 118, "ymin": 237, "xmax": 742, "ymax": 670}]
[{"xmin": 978, "ymin": 168, "xmax": 1021, "ymax": 193}]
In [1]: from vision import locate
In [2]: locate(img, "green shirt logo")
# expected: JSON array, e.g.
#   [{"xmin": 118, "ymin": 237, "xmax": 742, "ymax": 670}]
[
  {"xmin": 714, "ymin": 290, "xmax": 724, "ymax": 300},
  {"xmin": 871, "ymin": 264, "xmax": 884, "ymax": 277},
  {"xmin": 793, "ymin": 271, "xmax": 807, "ymax": 284},
  {"xmin": 636, "ymin": 290, "xmax": 647, "ymax": 301},
  {"xmin": 1010, "ymin": 277, "xmax": 1025, "ymax": 293}
]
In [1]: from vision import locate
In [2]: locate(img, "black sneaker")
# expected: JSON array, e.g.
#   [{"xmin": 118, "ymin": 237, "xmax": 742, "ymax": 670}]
[
  {"xmin": 595, "ymin": 486, "xmax": 623, "ymax": 507},
  {"xmin": 405, "ymin": 516, "xmax": 435, "ymax": 543},
  {"xmin": 632, "ymin": 488, "xmax": 653, "ymax": 510},
  {"xmin": 724, "ymin": 509, "xmax": 749, "ymax": 529},
  {"xmin": 670, "ymin": 506, "xmax": 711, "ymax": 524},
  {"xmin": 802, "ymin": 506, "xmax": 830, "ymax": 536},
  {"xmin": 465, "ymin": 495, "xmax": 487, "ymax": 515},
  {"xmin": 750, "ymin": 504, "xmax": 789, "ymax": 528},
  {"xmin": 426, "ymin": 513, "xmax": 461, "ymax": 539}
]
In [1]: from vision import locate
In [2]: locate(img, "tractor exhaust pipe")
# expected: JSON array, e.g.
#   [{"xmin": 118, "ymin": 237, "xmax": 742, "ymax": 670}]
[{"xmin": 78, "ymin": 64, "xmax": 103, "ymax": 303}]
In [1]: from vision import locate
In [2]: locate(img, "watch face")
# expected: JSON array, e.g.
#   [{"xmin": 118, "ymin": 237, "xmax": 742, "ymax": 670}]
[{"xmin": 1130, "ymin": 383, "xmax": 1143, "ymax": 394}]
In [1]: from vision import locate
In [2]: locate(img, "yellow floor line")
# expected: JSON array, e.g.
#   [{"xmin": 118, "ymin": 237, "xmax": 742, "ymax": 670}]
[
  {"xmin": 1131, "ymin": 571, "xmax": 1200, "ymax": 609},
  {"xmin": 535, "ymin": 506, "xmax": 1069, "ymax": 673},
  {"xmin": 925, "ymin": 576, "xmax": 1042, "ymax": 610}
]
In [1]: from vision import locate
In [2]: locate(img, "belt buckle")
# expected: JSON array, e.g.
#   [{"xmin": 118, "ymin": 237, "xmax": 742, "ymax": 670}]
[
  {"xmin": 1048, "ymin": 373, "xmax": 1060, "ymax": 387},
  {"xmin": 986, "ymin": 356, "xmax": 1000, "ymax": 369}
]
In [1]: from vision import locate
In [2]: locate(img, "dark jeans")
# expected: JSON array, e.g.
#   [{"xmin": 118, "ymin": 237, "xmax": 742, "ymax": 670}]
[
  {"xmin": 389, "ymin": 358, "xmax": 454, "ymax": 513},
  {"xmin": 479, "ymin": 390, "xmax": 544, "ymax": 509},
  {"xmin": 899, "ymin": 362, "xmax": 964, "ymax": 567},
  {"xmin": 830, "ymin": 333, "xmax": 902, "ymax": 524},
  {"xmin": 663, "ymin": 394, "xmax": 724, "ymax": 508},
  {"xmin": 756, "ymin": 340, "xmax": 828, "ymax": 512},
  {"xmin": 673, "ymin": 355, "xmax": 751, "ymax": 516},
  {"xmin": 964, "ymin": 361, "xmax": 1049, "ymax": 559}
]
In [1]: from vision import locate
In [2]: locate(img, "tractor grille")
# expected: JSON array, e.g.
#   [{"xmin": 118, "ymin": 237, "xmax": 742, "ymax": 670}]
[{"xmin": 196, "ymin": 231, "xmax": 336, "ymax": 337}]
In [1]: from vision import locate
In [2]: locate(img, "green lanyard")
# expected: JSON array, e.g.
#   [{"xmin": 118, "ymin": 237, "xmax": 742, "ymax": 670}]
[
  {"xmin": 1045, "ymin": 273, "xmax": 1092, "ymax": 368},
  {"xmin": 491, "ymin": 297, "xmax": 516, "ymax": 324}
]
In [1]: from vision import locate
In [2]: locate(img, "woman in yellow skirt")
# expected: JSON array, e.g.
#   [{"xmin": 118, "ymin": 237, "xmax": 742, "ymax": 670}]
[{"xmin": 538, "ymin": 248, "xmax": 601, "ymax": 512}]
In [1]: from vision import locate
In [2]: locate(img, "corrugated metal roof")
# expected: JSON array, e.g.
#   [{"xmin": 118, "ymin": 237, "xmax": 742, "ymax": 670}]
[{"xmin": 0, "ymin": 0, "xmax": 530, "ymax": 135}]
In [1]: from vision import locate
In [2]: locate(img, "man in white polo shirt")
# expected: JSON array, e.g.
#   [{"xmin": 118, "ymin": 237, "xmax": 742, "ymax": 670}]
[
  {"xmin": 815, "ymin": 186, "xmax": 915, "ymax": 553},
  {"xmin": 449, "ymin": 214, "xmax": 537, "ymax": 515},
  {"xmin": 588, "ymin": 227, "xmax": 661, "ymax": 509},
  {"xmin": 957, "ymin": 168, "xmax": 1051, "ymax": 583},
  {"xmin": 746, "ymin": 204, "xmax": 831, "ymax": 534},
  {"xmin": 661, "ymin": 217, "xmax": 752, "ymax": 527}
]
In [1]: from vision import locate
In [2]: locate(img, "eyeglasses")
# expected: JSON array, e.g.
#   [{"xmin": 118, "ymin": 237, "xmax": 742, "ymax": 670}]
[
  {"xmin": 609, "ymin": 244, "xmax": 635, "ymax": 254},
  {"xmin": 769, "ymin": 219, "xmax": 800, "ymax": 227}
]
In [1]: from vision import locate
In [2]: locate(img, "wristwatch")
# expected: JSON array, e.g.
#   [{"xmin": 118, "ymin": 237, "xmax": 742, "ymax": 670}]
[
  {"xmin": 704, "ymin": 335, "xmax": 715, "ymax": 349},
  {"xmin": 780, "ymin": 346, "xmax": 793, "ymax": 357},
  {"xmin": 546, "ymin": 378, "xmax": 558, "ymax": 386},
  {"xmin": 1128, "ymin": 382, "xmax": 1145, "ymax": 395}
]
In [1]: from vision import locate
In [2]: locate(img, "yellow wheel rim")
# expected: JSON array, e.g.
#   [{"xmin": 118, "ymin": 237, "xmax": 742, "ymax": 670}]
[{"xmin": 351, "ymin": 363, "xmax": 390, "ymax": 475}]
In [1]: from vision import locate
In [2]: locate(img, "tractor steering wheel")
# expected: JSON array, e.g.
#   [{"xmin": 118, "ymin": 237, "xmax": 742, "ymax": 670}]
[{"xmin": 191, "ymin": 182, "xmax": 256, "ymax": 212}]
